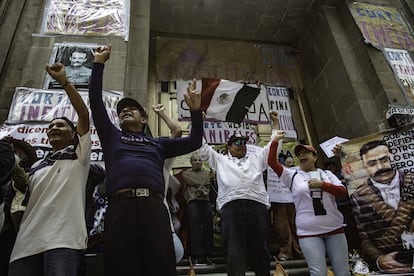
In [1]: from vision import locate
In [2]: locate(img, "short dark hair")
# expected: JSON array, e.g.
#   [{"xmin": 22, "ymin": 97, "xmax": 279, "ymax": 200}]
[
  {"xmin": 71, "ymin": 47, "xmax": 88, "ymax": 56},
  {"xmin": 359, "ymin": 140, "xmax": 389, "ymax": 159},
  {"xmin": 116, "ymin": 97, "xmax": 147, "ymax": 118}
]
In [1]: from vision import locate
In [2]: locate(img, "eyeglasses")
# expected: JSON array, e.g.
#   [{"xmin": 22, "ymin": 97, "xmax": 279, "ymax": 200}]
[{"xmin": 233, "ymin": 139, "xmax": 247, "ymax": 146}]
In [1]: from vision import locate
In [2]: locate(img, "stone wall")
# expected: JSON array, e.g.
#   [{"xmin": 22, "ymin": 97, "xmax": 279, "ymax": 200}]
[{"xmin": 297, "ymin": 0, "xmax": 414, "ymax": 149}]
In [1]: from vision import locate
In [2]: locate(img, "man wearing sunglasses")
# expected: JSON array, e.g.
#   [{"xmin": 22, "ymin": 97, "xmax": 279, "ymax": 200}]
[
  {"xmin": 350, "ymin": 140, "xmax": 414, "ymax": 273},
  {"xmin": 197, "ymin": 111, "xmax": 279, "ymax": 276}
]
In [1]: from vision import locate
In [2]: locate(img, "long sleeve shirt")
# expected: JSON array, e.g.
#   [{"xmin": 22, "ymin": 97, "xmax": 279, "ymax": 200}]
[
  {"xmin": 268, "ymin": 140, "xmax": 347, "ymax": 236},
  {"xmin": 89, "ymin": 63, "xmax": 203, "ymax": 195},
  {"xmin": 198, "ymin": 138, "xmax": 273, "ymax": 211}
]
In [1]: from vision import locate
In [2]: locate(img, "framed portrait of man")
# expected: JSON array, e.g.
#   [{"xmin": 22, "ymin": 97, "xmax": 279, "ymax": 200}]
[{"xmin": 44, "ymin": 43, "xmax": 99, "ymax": 89}]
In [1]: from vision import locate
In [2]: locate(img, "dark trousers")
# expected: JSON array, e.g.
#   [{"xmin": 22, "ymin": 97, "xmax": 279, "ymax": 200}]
[
  {"xmin": 221, "ymin": 199, "xmax": 270, "ymax": 276},
  {"xmin": 0, "ymin": 227, "xmax": 15, "ymax": 276},
  {"xmin": 8, "ymin": 248, "xmax": 82, "ymax": 276},
  {"xmin": 338, "ymin": 204, "xmax": 361, "ymax": 252},
  {"xmin": 187, "ymin": 200, "xmax": 214, "ymax": 258},
  {"xmin": 271, "ymin": 202, "xmax": 302, "ymax": 259},
  {"xmin": 104, "ymin": 197, "xmax": 176, "ymax": 276}
]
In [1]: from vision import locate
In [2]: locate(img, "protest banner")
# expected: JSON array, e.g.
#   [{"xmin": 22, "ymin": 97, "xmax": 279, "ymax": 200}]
[
  {"xmin": 267, "ymin": 141, "xmax": 297, "ymax": 203},
  {"xmin": 267, "ymin": 86, "xmax": 297, "ymax": 139},
  {"xmin": 383, "ymin": 48, "xmax": 414, "ymax": 106},
  {"xmin": 349, "ymin": 2, "xmax": 414, "ymax": 51},
  {"xmin": 7, "ymin": 87, "xmax": 120, "ymax": 124},
  {"xmin": 202, "ymin": 121, "xmax": 257, "ymax": 145},
  {"xmin": 0, "ymin": 123, "xmax": 104, "ymax": 162},
  {"xmin": 2, "ymin": 87, "xmax": 123, "ymax": 162},
  {"xmin": 340, "ymin": 124, "xmax": 414, "ymax": 272}
]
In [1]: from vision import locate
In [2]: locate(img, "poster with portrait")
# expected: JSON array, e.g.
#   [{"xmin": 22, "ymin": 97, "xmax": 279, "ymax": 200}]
[
  {"xmin": 43, "ymin": 43, "xmax": 99, "ymax": 89},
  {"xmin": 340, "ymin": 124, "xmax": 414, "ymax": 273}
]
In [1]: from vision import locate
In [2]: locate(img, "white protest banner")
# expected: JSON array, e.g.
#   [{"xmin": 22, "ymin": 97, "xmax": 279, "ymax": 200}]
[
  {"xmin": 244, "ymin": 84, "xmax": 270, "ymax": 124},
  {"xmin": 267, "ymin": 172, "xmax": 294, "ymax": 203},
  {"xmin": 383, "ymin": 48, "xmax": 414, "ymax": 106},
  {"xmin": 0, "ymin": 123, "xmax": 104, "ymax": 162},
  {"xmin": 267, "ymin": 140, "xmax": 297, "ymax": 203},
  {"xmin": 2, "ymin": 87, "xmax": 123, "ymax": 162},
  {"xmin": 176, "ymin": 80, "xmax": 270, "ymax": 124},
  {"xmin": 7, "ymin": 87, "xmax": 121, "ymax": 125},
  {"xmin": 203, "ymin": 121, "xmax": 257, "ymax": 145},
  {"xmin": 266, "ymin": 86, "xmax": 297, "ymax": 139}
]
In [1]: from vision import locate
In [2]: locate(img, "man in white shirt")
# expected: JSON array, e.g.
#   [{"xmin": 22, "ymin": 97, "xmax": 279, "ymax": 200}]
[
  {"xmin": 197, "ymin": 112, "xmax": 279, "ymax": 276},
  {"xmin": 8, "ymin": 63, "xmax": 91, "ymax": 276}
]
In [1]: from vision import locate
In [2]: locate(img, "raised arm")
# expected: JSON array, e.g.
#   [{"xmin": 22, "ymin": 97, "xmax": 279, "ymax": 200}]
[
  {"xmin": 267, "ymin": 131, "xmax": 286, "ymax": 177},
  {"xmin": 88, "ymin": 45, "xmax": 114, "ymax": 134},
  {"xmin": 161, "ymin": 79, "xmax": 203, "ymax": 157},
  {"xmin": 270, "ymin": 111, "xmax": 280, "ymax": 130},
  {"xmin": 184, "ymin": 79, "xmax": 201, "ymax": 112},
  {"xmin": 46, "ymin": 63, "xmax": 89, "ymax": 135},
  {"xmin": 153, "ymin": 104, "xmax": 182, "ymax": 138}
]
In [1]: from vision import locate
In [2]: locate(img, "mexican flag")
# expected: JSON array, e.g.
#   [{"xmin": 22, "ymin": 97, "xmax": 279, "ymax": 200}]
[{"xmin": 201, "ymin": 78, "xmax": 260, "ymax": 123}]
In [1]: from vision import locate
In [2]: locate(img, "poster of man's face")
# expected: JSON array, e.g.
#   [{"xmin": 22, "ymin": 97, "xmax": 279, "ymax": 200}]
[
  {"xmin": 341, "ymin": 124, "xmax": 414, "ymax": 273},
  {"xmin": 44, "ymin": 43, "xmax": 98, "ymax": 89},
  {"xmin": 341, "ymin": 125, "xmax": 414, "ymax": 194}
]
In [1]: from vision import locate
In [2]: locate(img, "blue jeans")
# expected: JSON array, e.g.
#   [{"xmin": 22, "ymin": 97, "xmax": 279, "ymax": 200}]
[
  {"xmin": 299, "ymin": 233, "xmax": 350, "ymax": 276},
  {"xmin": 8, "ymin": 248, "xmax": 82, "ymax": 276},
  {"xmin": 220, "ymin": 199, "xmax": 270, "ymax": 276}
]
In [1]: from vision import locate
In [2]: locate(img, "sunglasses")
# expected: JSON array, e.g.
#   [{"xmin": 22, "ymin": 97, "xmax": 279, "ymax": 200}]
[{"xmin": 233, "ymin": 139, "xmax": 247, "ymax": 146}]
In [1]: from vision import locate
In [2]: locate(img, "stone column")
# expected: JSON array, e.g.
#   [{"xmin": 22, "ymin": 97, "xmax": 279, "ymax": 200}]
[{"xmin": 124, "ymin": 0, "xmax": 151, "ymax": 110}]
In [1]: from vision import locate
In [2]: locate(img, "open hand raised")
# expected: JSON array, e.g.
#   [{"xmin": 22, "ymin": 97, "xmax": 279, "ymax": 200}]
[{"xmin": 184, "ymin": 79, "xmax": 201, "ymax": 111}]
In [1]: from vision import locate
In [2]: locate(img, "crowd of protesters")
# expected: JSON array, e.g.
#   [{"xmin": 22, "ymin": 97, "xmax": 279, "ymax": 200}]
[{"xmin": 1, "ymin": 44, "xmax": 412, "ymax": 276}]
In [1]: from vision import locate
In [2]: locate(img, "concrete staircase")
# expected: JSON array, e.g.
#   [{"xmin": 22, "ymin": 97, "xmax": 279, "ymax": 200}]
[
  {"xmin": 84, "ymin": 254, "xmax": 310, "ymax": 276},
  {"xmin": 176, "ymin": 257, "xmax": 310, "ymax": 275},
  {"xmin": 83, "ymin": 230, "xmax": 311, "ymax": 275}
]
